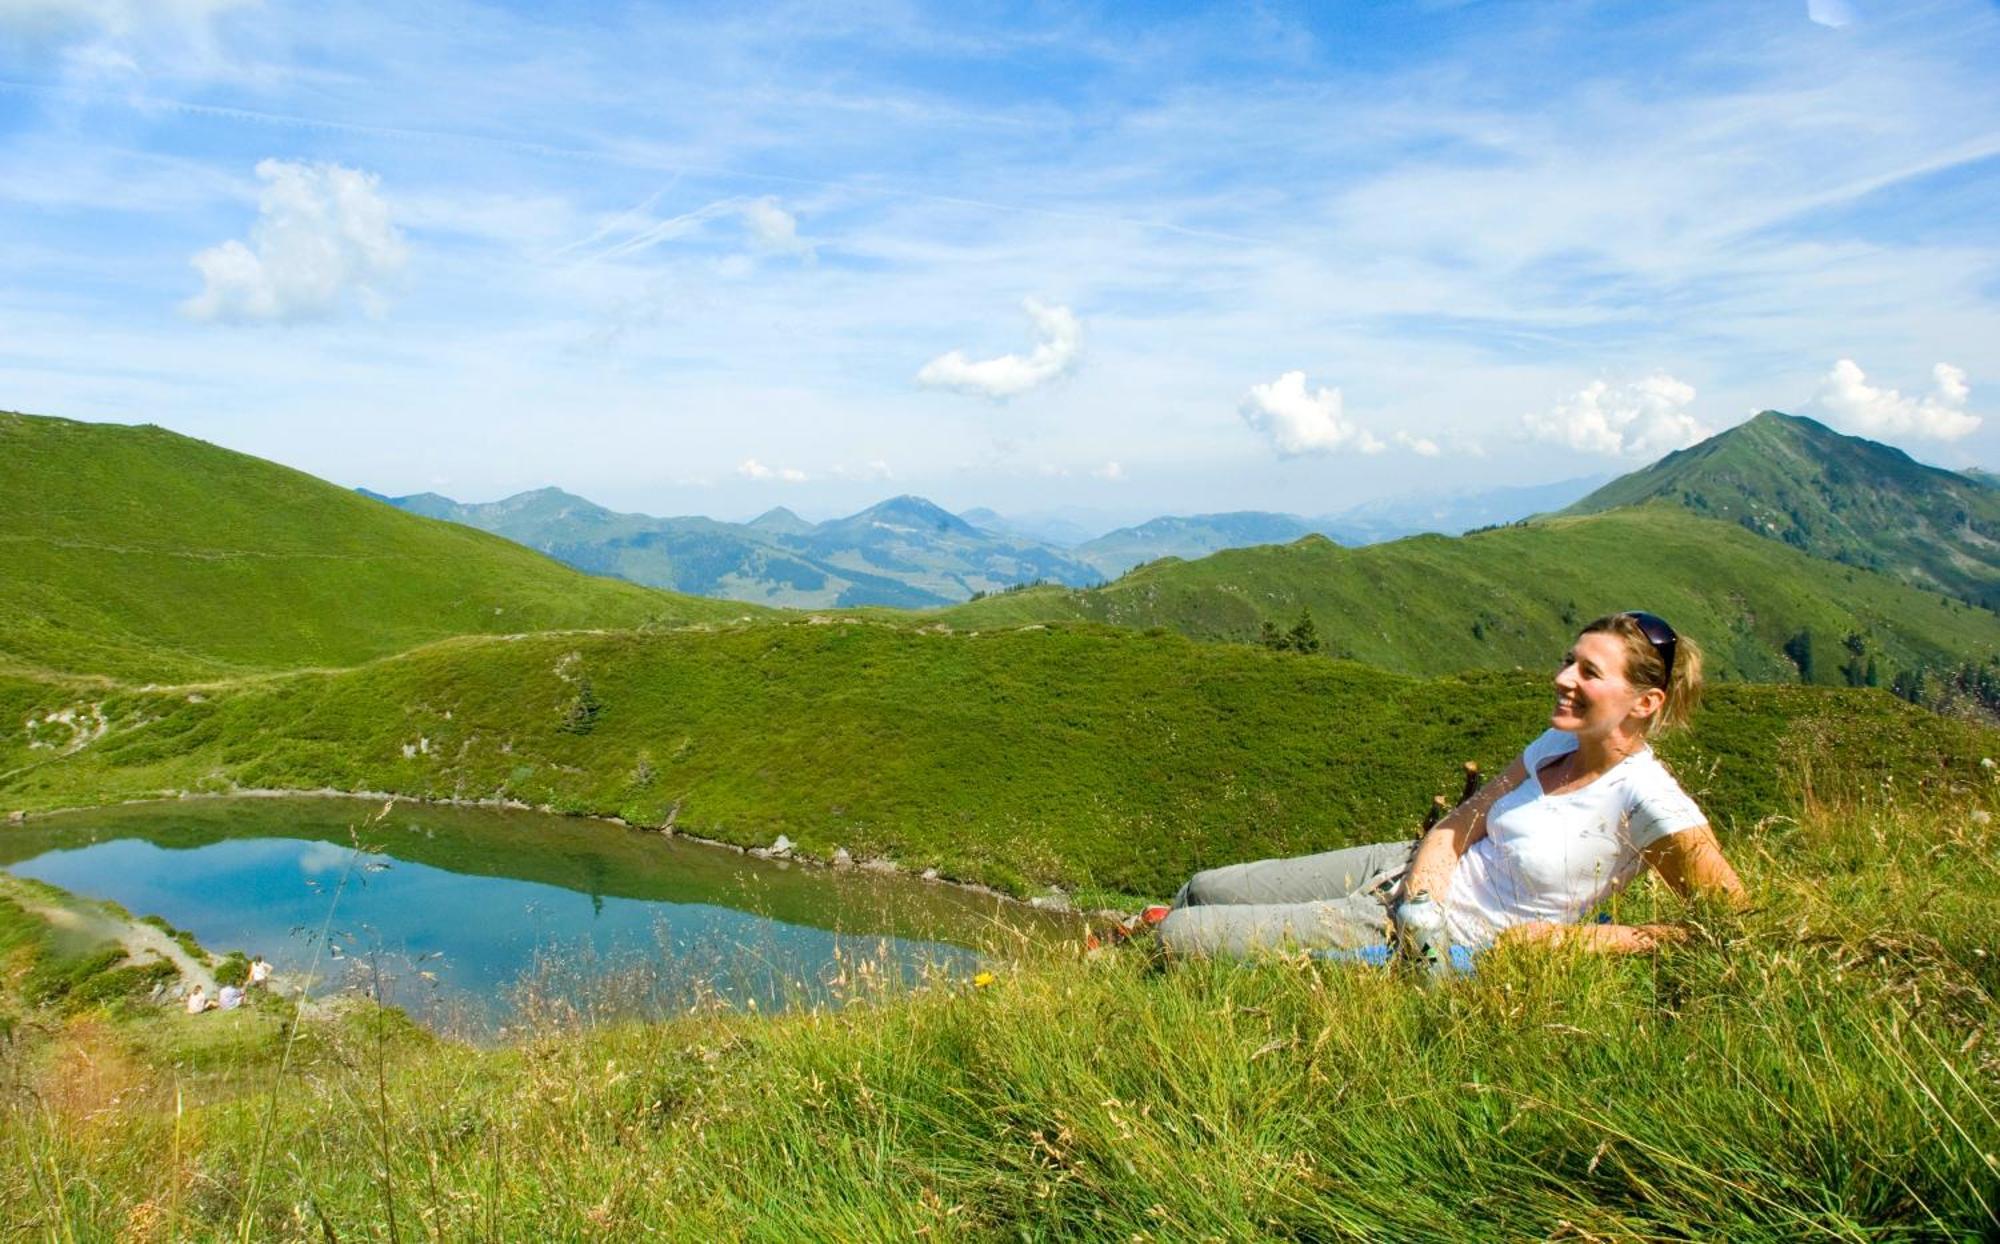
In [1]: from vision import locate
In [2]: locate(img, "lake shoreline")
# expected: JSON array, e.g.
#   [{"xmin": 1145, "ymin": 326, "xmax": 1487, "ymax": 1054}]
[{"xmin": 6, "ymin": 785, "xmax": 1096, "ymax": 920}]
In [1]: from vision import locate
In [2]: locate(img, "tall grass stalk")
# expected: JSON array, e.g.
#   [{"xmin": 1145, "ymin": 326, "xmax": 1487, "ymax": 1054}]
[{"xmin": 235, "ymin": 804, "xmax": 387, "ymax": 1244}]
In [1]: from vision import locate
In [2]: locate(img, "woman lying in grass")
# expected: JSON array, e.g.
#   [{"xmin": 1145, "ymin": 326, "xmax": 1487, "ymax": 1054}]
[{"xmin": 1156, "ymin": 611, "xmax": 1747, "ymax": 960}]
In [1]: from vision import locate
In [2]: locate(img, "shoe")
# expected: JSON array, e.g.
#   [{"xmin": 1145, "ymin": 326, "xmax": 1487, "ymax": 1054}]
[{"xmin": 1085, "ymin": 905, "xmax": 1170, "ymax": 952}]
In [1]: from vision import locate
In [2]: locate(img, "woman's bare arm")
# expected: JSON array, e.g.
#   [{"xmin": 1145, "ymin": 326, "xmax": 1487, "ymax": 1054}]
[
  {"xmin": 1400, "ymin": 757, "xmax": 1529, "ymax": 902},
  {"xmin": 1641, "ymin": 823, "xmax": 1747, "ymax": 906}
]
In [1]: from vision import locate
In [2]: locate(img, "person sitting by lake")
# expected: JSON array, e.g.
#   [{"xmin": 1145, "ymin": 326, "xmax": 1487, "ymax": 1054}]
[
  {"xmin": 184, "ymin": 984, "xmax": 211, "ymax": 1014},
  {"xmin": 248, "ymin": 956, "xmax": 272, "ymax": 988},
  {"xmin": 1155, "ymin": 612, "xmax": 1748, "ymax": 960},
  {"xmin": 217, "ymin": 984, "xmax": 245, "ymax": 1010}
]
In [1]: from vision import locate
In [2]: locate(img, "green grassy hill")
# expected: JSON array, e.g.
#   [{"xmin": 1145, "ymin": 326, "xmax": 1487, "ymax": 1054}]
[
  {"xmin": 0, "ymin": 413, "xmax": 757, "ymax": 682},
  {"xmin": 937, "ymin": 507, "xmax": 1998, "ymax": 689},
  {"xmin": 1562, "ymin": 410, "xmax": 2000, "ymax": 607},
  {"xmin": 3, "ymin": 623, "xmax": 1989, "ymax": 900}
]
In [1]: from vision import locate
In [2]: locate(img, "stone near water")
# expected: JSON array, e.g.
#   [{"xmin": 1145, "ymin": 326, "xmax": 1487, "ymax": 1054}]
[{"xmin": 831, "ymin": 847, "xmax": 854, "ymax": 869}]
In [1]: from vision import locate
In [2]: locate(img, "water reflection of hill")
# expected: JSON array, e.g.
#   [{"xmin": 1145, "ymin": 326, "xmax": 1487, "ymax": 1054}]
[{"xmin": 2, "ymin": 797, "xmax": 1069, "ymax": 949}]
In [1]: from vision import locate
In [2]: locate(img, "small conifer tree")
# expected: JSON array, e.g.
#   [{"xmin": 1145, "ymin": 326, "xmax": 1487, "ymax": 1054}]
[
  {"xmin": 1287, "ymin": 609, "xmax": 1322, "ymax": 655},
  {"xmin": 559, "ymin": 677, "xmax": 602, "ymax": 735}
]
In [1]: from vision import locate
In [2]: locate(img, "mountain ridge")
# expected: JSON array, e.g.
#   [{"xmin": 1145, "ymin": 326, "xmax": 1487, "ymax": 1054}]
[
  {"xmin": 370, "ymin": 471, "xmax": 1612, "ymax": 606},
  {"xmin": 370, "ymin": 487, "xmax": 1105, "ymax": 609},
  {"xmin": 1563, "ymin": 410, "xmax": 1999, "ymax": 607}
]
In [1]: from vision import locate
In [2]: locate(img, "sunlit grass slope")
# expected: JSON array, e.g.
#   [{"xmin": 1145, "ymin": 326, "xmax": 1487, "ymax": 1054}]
[
  {"xmin": 5, "ymin": 787, "xmax": 1996, "ymax": 1238},
  {"xmin": 4, "ymin": 623, "xmax": 1990, "ymax": 899},
  {"xmin": 937, "ymin": 506, "xmax": 1998, "ymax": 684},
  {"xmin": 0, "ymin": 412, "xmax": 758, "ymax": 682}
]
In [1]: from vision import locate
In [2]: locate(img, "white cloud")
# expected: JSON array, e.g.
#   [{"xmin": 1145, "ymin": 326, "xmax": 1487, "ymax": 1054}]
[
  {"xmin": 1393, "ymin": 430, "xmax": 1441, "ymax": 457},
  {"xmin": 183, "ymin": 159, "xmax": 406, "ymax": 323},
  {"xmin": 1090, "ymin": 460, "xmax": 1124, "ymax": 480},
  {"xmin": 741, "ymin": 196, "xmax": 815, "ymax": 260},
  {"xmin": 1807, "ymin": 0, "xmax": 1855, "ymax": 30},
  {"xmin": 916, "ymin": 299, "xmax": 1081, "ymax": 399},
  {"xmin": 1522, "ymin": 374, "xmax": 1711, "ymax": 458},
  {"xmin": 736, "ymin": 458, "xmax": 807, "ymax": 482},
  {"xmin": 1812, "ymin": 359, "xmax": 1980, "ymax": 442},
  {"xmin": 1239, "ymin": 371, "xmax": 1385, "ymax": 457}
]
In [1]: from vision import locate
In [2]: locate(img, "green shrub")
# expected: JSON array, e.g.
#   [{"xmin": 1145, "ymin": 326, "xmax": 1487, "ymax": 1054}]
[{"xmin": 214, "ymin": 951, "xmax": 251, "ymax": 988}]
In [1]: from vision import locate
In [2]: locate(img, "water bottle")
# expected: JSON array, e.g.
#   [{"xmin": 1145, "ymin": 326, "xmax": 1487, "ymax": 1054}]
[{"xmin": 1393, "ymin": 891, "xmax": 1453, "ymax": 982}]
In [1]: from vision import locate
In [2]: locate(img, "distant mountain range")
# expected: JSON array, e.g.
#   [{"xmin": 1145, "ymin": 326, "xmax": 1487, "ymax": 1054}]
[
  {"xmin": 363, "ymin": 411, "xmax": 1993, "ymax": 619},
  {"xmin": 1562, "ymin": 411, "xmax": 2000, "ymax": 608},
  {"xmin": 365, "ymin": 475, "xmax": 1612, "ymax": 606},
  {"xmin": 362, "ymin": 488, "xmax": 1105, "ymax": 609}
]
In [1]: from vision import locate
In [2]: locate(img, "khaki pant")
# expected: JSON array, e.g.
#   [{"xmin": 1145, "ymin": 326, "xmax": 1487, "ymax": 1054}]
[{"xmin": 1157, "ymin": 839, "xmax": 1416, "ymax": 957}]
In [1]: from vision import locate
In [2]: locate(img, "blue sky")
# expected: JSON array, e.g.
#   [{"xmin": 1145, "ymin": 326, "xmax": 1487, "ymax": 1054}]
[{"xmin": 2, "ymin": 0, "xmax": 1996, "ymax": 521}]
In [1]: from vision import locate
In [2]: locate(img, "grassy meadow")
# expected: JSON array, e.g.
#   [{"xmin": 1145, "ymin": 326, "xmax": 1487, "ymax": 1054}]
[
  {"xmin": 2, "ymin": 779, "xmax": 1996, "ymax": 1239},
  {"xmin": 4, "ymin": 622, "xmax": 1993, "ymax": 902}
]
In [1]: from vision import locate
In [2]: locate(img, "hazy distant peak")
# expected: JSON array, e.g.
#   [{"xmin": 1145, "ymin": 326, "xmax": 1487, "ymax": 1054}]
[
  {"xmin": 849, "ymin": 494, "xmax": 977, "ymax": 534},
  {"xmin": 747, "ymin": 505, "xmax": 813, "ymax": 534},
  {"xmin": 501, "ymin": 485, "xmax": 592, "ymax": 505}
]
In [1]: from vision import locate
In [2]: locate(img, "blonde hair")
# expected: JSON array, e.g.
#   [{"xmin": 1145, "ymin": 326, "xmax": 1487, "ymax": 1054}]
[{"xmin": 1579, "ymin": 613, "xmax": 1704, "ymax": 734}]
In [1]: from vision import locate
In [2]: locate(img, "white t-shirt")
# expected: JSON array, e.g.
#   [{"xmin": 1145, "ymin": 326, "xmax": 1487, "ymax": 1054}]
[{"xmin": 1446, "ymin": 728, "xmax": 1706, "ymax": 948}]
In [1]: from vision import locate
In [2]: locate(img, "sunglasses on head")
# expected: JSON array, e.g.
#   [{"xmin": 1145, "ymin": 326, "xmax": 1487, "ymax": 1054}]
[{"xmin": 1623, "ymin": 611, "xmax": 1678, "ymax": 683}]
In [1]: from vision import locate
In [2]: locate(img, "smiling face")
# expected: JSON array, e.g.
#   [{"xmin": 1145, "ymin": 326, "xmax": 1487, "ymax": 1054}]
[{"xmin": 1552, "ymin": 631, "xmax": 1662, "ymax": 740}]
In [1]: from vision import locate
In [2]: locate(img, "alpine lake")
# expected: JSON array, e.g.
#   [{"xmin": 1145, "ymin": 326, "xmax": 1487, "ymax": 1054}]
[{"xmin": 1, "ymin": 797, "xmax": 1071, "ymax": 1038}]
